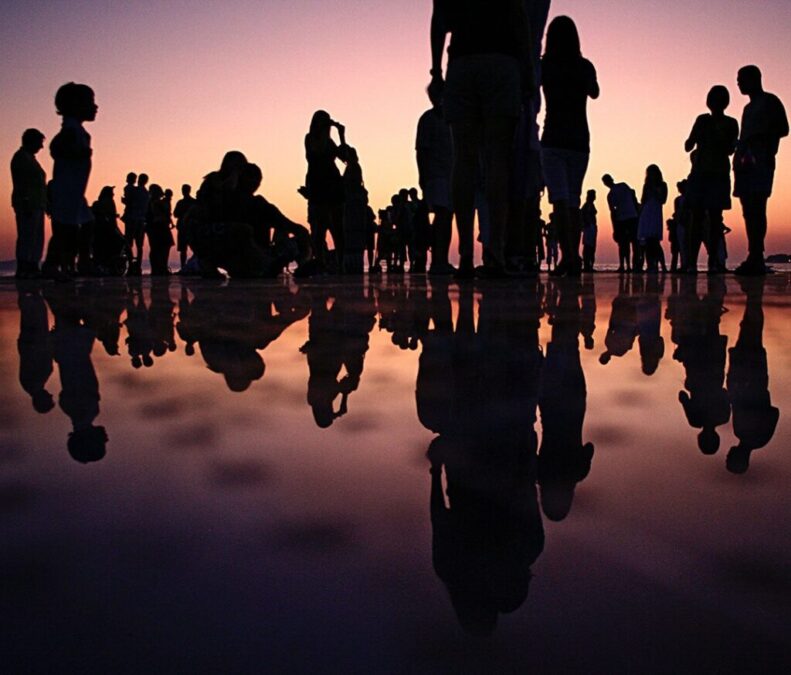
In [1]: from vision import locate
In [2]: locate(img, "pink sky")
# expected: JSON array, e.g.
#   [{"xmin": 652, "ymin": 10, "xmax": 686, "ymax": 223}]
[{"xmin": 1, "ymin": 0, "xmax": 790, "ymax": 263}]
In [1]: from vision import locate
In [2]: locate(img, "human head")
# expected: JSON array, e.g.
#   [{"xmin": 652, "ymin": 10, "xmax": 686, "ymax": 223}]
[
  {"xmin": 138, "ymin": 173, "xmax": 149, "ymax": 187},
  {"xmin": 32, "ymin": 389, "xmax": 55, "ymax": 414},
  {"xmin": 677, "ymin": 179, "xmax": 687, "ymax": 195},
  {"xmin": 67, "ymin": 425, "xmax": 108, "ymax": 463},
  {"xmin": 586, "ymin": 189, "xmax": 596, "ymax": 202},
  {"xmin": 54, "ymin": 82, "xmax": 97, "ymax": 121},
  {"xmin": 98, "ymin": 185, "xmax": 115, "ymax": 201},
  {"xmin": 149, "ymin": 184, "xmax": 164, "ymax": 199},
  {"xmin": 126, "ymin": 172, "xmax": 137, "ymax": 185},
  {"xmin": 219, "ymin": 150, "xmax": 248, "ymax": 178},
  {"xmin": 698, "ymin": 428, "xmax": 720, "ymax": 455},
  {"xmin": 309, "ymin": 110, "xmax": 332, "ymax": 137},
  {"xmin": 645, "ymin": 164, "xmax": 663, "ymax": 185},
  {"xmin": 21, "ymin": 128, "xmax": 45, "ymax": 153},
  {"xmin": 544, "ymin": 16, "xmax": 581, "ymax": 59},
  {"xmin": 726, "ymin": 445, "xmax": 751, "ymax": 474},
  {"xmin": 602, "ymin": 174, "xmax": 614, "ymax": 188},
  {"xmin": 737, "ymin": 65, "xmax": 762, "ymax": 96},
  {"xmin": 181, "ymin": 184, "xmax": 192, "ymax": 197},
  {"xmin": 408, "ymin": 187, "xmax": 419, "ymax": 200},
  {"xmin": 239, "ymin": 162, "xmax": 263, "ymax": 195},
  {"xmin": 164, "ymin": 188, "xmax": 173, "ymax": 199},
  {"xmin": 706, "ymin": 85, "xmax": 730, "ymax": 114}
]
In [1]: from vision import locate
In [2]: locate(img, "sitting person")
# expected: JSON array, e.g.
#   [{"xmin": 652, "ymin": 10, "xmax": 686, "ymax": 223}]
[{"xmin": 190, "ymin": 151, "xmax": 314, "ymax": 278}]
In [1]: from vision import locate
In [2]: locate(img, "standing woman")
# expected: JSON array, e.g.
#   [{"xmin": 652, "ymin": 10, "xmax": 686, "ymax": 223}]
[
  {"xmin": 304, "ymin": 110, "xmax": 348, "ymax": 271},
  {"xmin": 540, "ymin": 16, "xmax": 599, "ymax": 276},
  {"xmin": 637, "ymin": 165, "xmax": 668, "ymax": 273}
]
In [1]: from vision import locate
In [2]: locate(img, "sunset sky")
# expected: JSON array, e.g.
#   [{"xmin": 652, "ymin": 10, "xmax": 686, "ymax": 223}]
[{"xmin": 1, "ymin": 0, "xmax": 790, "ymax": 263}]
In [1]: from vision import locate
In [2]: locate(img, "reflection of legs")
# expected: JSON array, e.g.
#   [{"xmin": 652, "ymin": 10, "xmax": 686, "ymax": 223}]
[
  {"xmin": 451, "ymin": 120, "xmax": 481, "ymax": 273},
  {"xmin": 482, "ymin": 117, "xmax": 517, "ymax": 268}
]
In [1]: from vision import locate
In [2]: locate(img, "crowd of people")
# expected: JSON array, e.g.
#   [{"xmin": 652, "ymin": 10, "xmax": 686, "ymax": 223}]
[{"xmin": 8, "ymin": 3, "xmax": 789, "ymax": 281}]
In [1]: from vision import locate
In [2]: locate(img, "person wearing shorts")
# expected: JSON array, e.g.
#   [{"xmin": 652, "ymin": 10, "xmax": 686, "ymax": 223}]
[{"xmin": 540, "ymin": 16, "xmax": 599, "ymax": 276}]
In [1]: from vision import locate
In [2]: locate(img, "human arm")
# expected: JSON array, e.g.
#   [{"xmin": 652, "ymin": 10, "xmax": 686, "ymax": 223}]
[
  {"xmin": 587, "ymin": 60, "xmax": 600, "ymax": 100},
  {"xmin": 684, "ymin": 116, "xmax": 701, "ymax": 153},
  {"xmin": 430, "ymin": 0, "xmax": 450, "ymax": 94}
]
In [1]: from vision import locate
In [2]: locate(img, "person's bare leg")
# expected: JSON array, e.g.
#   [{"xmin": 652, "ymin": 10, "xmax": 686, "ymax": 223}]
[{"xmin": 450, "ymin": 120, "xmax": 481, "ymax": 274}]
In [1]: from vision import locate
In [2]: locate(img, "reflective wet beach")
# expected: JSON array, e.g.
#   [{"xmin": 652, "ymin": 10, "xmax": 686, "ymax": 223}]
[{"xmin": 1, "ymin": 273, "xmax": 790, "ymax": 673}]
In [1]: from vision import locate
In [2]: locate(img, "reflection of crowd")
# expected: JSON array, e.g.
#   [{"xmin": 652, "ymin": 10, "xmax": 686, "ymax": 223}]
[{"xmin": 14, "ymin": 274, "xmax": 782, "ymax": 637}]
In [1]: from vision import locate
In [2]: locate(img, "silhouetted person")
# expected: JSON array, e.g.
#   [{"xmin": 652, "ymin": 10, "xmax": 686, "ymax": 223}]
[
  {"xmin": 599, "ymin": 276, "xmax": 638, "ymax": 365},
  {"xmin": 17, "ymin": 285, "xmax": 55, "ymax": 414},
  {"xmin": 416, "ymin": 85, "xmax": 454, "ymax": 275},
  {"xmin": 538, "ymin": 278, "xmax": 594, "ymax": 521},
  {"xmin": 670, "ymin": 276, "xmax": 730, "ymax": 455},
  {"xmin": 733, "ymin": 66, "xmax": 788, "ymax": 275},
  {"xmin": 44, "ymin": 285, "xmax": 107, "ymax": 463},
  {"xmin": 123, "ymin": 173, "xmax": 150, "ymax": 275},
  {"xmin": 541, "ymin": 16, "xmax": 599, "ymax": 277},
  {"xmin": 423, "ymin": 282, "xmax": 545, "ymax": 635},
  {"xmin": 726, "ymin": 278, "xmax": 779, "ymax": 473},
  {"xmin": 91, "ymin": 186, "xmax": 128, "ymax": 276},
  {"xmin": 637, "ymin": 164, "xmax": 668, "ymax": 273},
  {"xmin": 430, "ymin": 0, "xmax": 533, "ymax": 277},
  {"xmin": 602, "ymin": 174, "xmax": 639, "ymax": 272},
  {"xmin": 302, "ymin": 111, "xmax": 348, "ymax": 271},
  {"xmin": 300, "ymin": 287, "xmax": 376, "ymax": 426},
  {"xmin": 43, "ymin": 82, "xmax": 98, "ymax": 278},
  {"xmin": 636, "ymin": 274, "xmax": 665, "ymax": 375},
  {"xmin": 507, "ymin": 0, "xmax": 551, "ymax": 275},
  {"xmin": 667, "ymin": 180, "xmax": 689, "ymax": 273},
  {"xmin": 11, "ymin": 128, "xmax": 47, "ymax": 278},
  {"xmin": 173, "ymin": 184, "xmax": 196, "ymax": 269},
  {"xmin": 409, "ymin": 187, "xmax": 431, "ymax": 273},
  {"xmin": 581, "ymin": 188, "xmax": 597, "ymax": 272},
  {"xmin": 684, "ymin": 85, "xmax": 739, "ymax": 274},
  {"xmin": 342, "ymin": 147, "xmax": 369, "ymax": 274},
  {"xmin": 146, "ymin": 184, "xmax": 173, "ymax": 275}
]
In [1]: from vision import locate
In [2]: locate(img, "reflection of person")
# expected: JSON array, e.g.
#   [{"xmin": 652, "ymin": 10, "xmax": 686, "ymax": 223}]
[
  {"xmin": 17, "ymin": 286, "xmax": 55, "ymax": 414},
  {"xmin": 726, "ymin": 279, "xmax": 779, "ymax": 473},
  {"xmin": 423, "ymin": 283, "xmax": 545, "ymax": 635},
  {"xmin": 301, "ymin": 287, "xmax": 375, "ymax": 427},
  {"xmin": 539, "ymin": 279, "xmax": 594, "ymax": 521},
  {"xmin": 10, "ymin": 129, "xmax": 47, "ymax": 279},
  {"xmin": 670, "ymin": 277, "xmax": 730, "ymax": 455},
  {"xmin": 45, "ymin": 285, "xmax": 107, "ymax": 463},
  {"xmin": 733, "ymin": 66, "xmax": 788, "ymax": 275}
]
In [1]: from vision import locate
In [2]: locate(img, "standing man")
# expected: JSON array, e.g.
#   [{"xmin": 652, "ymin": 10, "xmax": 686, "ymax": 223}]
[
  {"xmin": 416, "ymin": 86, "xmax": 454, "ymax": 275},
  {"xmin": 11, "ymin": 129, "xmax": 47, "ymax": 279},
  {"xmin": 430, "ymin": 0, "xmax": 533, "ymax": 278},
  {"xmin": 173, "ymin": 183, "xmax": 196, "ymax": 270},
  {"xmin": 602, "ymin": 174, "xmax": 639, "ymax": 272},
  {"xmin": 733, "ymin": 65, "xmax": 788, "ymax": 275}
]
